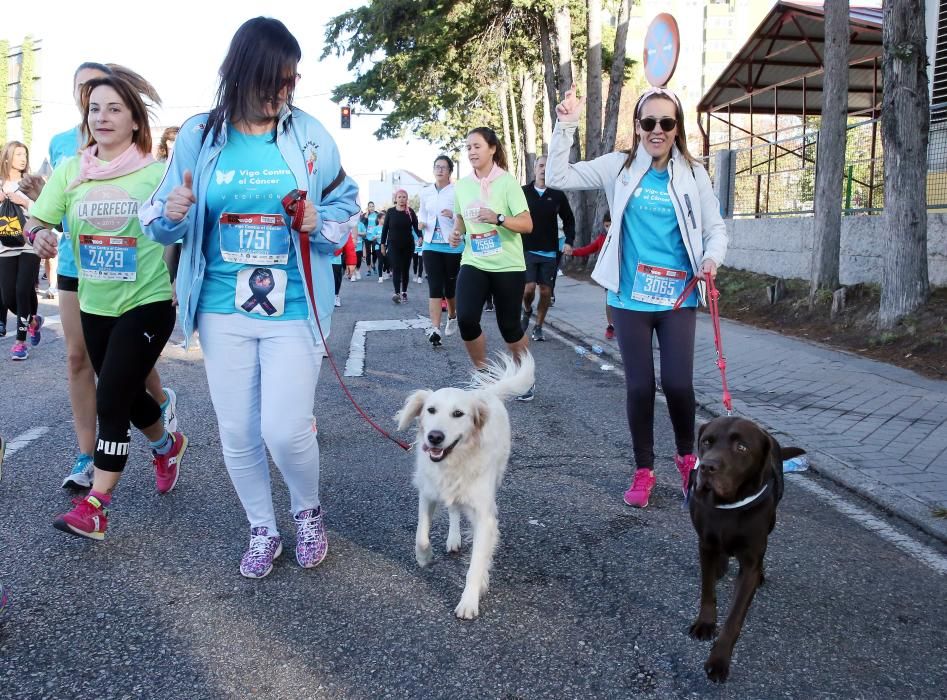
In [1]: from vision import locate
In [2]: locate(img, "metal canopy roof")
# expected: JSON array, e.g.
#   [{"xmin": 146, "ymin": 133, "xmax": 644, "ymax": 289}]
[{"xmin": 697, "ymin": 1, "xmax": 883, "ymax": 116}]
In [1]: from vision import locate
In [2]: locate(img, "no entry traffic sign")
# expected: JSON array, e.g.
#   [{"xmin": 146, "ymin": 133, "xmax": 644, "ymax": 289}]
[{"xmin": 643, "ymin": 13, "xmax": 680, "ymax": 87}]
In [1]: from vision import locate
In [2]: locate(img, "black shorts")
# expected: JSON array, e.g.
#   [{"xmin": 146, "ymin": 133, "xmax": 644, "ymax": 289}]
[
  {"xmin": 524, "ymin": 252, "xmax": 558, "ymax": 287},
  {"xmin": 422, "ymin": 250, "xmax": 462, "ymax": 299},
  {"xmin": 58, "ymin": 274, "xmax": 79, "ymax": 293},
  {"xmin": 455, "ymin": 265, "xmax": 526, "ymax": 343}
]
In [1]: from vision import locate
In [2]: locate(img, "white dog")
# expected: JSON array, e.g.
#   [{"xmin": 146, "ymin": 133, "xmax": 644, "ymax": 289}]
[{"xmin": 396, "ymin": 351, "xmax": 535, "ymax": 619}]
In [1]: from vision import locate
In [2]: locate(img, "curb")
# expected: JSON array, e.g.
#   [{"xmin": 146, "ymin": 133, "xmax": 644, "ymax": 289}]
[{"xmin": 543, "ymin": 312, "xmax": 947, "ymax": 545}]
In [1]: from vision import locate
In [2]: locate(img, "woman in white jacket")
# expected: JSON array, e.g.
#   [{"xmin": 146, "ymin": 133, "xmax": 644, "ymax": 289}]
[{"xmin": 547, "ymin": 85, "xmax": 728, "ymax": 508}]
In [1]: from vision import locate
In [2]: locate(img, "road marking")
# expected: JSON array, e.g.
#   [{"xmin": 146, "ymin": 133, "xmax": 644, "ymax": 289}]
[
  {"xmin": 4, "ymin": 427, "xmax": 50, "ymax": 458},
  {"xmin": 345, "ymin": 318, "xmax": 431, "ymax": 377},
  {"xmin": 787, "ymin": 474, "xmax": 947, "ymax": 575}
]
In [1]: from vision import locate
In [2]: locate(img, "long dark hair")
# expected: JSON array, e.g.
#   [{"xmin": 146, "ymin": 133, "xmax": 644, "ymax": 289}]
[
  {"xmin": 206, "ymin": 17, "xmax": 302, "ymax": 144},
  {"xmin": 81, "ymin": 75, "xmax": 158, "ymax": 155},
  {"xmin": 623, "ymin": 88, "xmax": 699, "ymax": 170},
  {"xmin": 467, "ymin": 127, "xmax": 507, "ymax": 170}
]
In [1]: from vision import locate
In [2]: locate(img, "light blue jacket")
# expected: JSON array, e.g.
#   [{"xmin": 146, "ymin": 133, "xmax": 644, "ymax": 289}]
[{"xmin": 140, "ymin": 107, "xmax": 360, "ymax": 345}]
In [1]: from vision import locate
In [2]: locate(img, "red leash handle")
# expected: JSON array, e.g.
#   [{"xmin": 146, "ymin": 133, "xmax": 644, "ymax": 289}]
[
  {"xmin": 284, "ymin": 190, "xmax": 411, "ymax": 451},
  {"xmin": 706, "ymin": 275, "xmax": 733, "ymax": 414}
]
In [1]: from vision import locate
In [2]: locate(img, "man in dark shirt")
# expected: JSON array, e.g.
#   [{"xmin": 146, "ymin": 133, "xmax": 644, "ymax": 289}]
[{"xmin": 521, "ymin": 156, "xmax": 575, "ymax": 341}]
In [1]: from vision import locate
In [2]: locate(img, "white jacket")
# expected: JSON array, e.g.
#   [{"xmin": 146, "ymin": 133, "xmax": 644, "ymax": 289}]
[
  {"xmin": 419, "ymin": 182, "xmax": 456, "ymax": 244},
  {"xmin": 545, "ymin": 119, "xmax": 728, "ymax": 298}
]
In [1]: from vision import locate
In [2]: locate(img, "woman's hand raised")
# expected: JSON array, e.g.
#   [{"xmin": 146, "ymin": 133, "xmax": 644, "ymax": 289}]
[{"xmin": 555, "ymin": 83, "xmax": 585, "ymax": 123}]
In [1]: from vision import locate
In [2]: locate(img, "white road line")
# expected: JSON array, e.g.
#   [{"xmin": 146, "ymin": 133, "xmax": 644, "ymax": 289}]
[
  {"xmin": 787, "ymin": 474, "xmax": 947, "ymax": 575},
  {"xmin": 4, "ymin": 426, "xmax": 50, "ymax": 458},
  {"xmin": 345, "ymin": 318, "xmax": 432, "ymax": 377}
]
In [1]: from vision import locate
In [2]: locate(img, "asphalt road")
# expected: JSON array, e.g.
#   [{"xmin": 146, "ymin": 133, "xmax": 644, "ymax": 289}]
[{"xmin": 1, "ymin": 277, "xmax": 945, "ymax": 699}]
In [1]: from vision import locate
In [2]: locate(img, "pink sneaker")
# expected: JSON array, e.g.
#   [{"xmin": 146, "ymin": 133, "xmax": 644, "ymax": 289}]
[
  {"xmin": 153, "ymin": 432, "xmax": 187, "ymax": 494},
  {"xmin": 623, "ymin": 469, "xmax": 656, "ymax": 508},
  {"xmin": 53, "ymin": 496, "xmax": 109, "ymax": 540},
  {"xmin": 674, "ymin": 453, "xmax": 698, "ymax": 497}
]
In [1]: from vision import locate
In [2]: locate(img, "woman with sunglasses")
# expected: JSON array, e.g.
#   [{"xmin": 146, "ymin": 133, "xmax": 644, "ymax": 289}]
[
  {"xmin": 140, "ymin": 17, "xmax": 360, "ymax": 578},
  {"xmin": 547, "ymin": 85, "xmax": 728, "ymax": 508}
]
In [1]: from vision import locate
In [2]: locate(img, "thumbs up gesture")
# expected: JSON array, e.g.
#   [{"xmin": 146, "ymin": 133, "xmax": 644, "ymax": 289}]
[{"xmin": 165, "ymin": 170, "xmax": 196, "ymax": 222}]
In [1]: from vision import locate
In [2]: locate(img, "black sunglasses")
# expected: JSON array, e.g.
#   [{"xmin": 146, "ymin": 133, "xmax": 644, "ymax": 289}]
[{"xmin": 638, "ymin": 117, "xmax": 678, "ymax": 132}]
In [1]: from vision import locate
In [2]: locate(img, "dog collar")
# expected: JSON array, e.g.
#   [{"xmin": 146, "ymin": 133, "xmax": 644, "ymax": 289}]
[{"xmin": 715, "ymin": 481, "xmax": 770, "ymax": 510}]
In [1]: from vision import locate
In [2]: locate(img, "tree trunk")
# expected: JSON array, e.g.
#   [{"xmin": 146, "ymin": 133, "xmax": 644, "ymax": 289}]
[
  {"xmin": 554, "ymin": 2, "xmax": 587, "ymax": 243},
  {"xmin": 601, "ymin": 0, "xmax": 631, "ymax": 155},
  {"xmin": 808, "ymin": 0, "xmax": 849, "ymax": 307},
  {"xmin": 879, "ymin": 0, "xmax": 930, "ymax": 329},
  {"xmin": 542, "ymin": 84, "xmax": 552, "ymax": 155},
  {"xmin": 521, "ymin": 69, "xmax": 538, "ymax": 183},
  {"xmin": 508, "ymin": 73, "xmax": 523, "ymax": 181},
  {"xmin": 585, "ymin": 0, "xmax": 603, "ymax": 161},
  {"xmin": 498, "ymin": 79, "xmax": 515, "ymax": 177},
  {"xmin": 538, "ymin": 13, "xmax": 559, "ymax": 130}
]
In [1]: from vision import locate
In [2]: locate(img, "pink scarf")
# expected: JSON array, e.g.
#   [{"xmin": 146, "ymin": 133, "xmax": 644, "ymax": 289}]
[
  {"xmin": 472, "ymin": 162, "xmax": 505, "ymax": 202},
  {"xmin": 67, "ymin": 144, "xmax": 155, "ymax": 191}
]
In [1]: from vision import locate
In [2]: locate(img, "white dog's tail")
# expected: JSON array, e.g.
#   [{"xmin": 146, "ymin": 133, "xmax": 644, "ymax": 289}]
[{"xmin": 466, "ymin": 351, "xmax": 535, "ymax": 402}]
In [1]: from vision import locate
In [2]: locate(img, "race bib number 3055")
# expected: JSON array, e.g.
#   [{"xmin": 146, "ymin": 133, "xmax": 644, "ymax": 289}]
[
  {"xmin": 219, "ymin": 212, "xmax": 290, "ymax": 265},
  {"xmin": 631, "ymin": 262, "xmax": 688, "ymax": 306},
  {"xmin": 79, "ymin": 235, "xmax": 138, "ymax": 281}
]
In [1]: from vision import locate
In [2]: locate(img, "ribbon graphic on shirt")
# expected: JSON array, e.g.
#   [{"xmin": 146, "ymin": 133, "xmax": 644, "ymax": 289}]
[{"xmin": 240, "ymin": 268, "xmax": 279, "ymax": 315}]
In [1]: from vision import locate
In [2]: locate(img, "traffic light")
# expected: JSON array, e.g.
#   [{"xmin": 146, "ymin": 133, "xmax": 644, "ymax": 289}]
[{"xmin": 341, "ymin": 105, "xmax": 351, "ymax": 129}]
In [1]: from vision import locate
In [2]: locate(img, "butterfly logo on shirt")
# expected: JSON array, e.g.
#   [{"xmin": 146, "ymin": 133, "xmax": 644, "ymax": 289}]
[{"xmin": 216, "ymin": 170, "xmax": 236, "ymax": 185}]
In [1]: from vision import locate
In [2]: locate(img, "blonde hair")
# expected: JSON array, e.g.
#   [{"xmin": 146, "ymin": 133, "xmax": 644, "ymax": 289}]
[{"xmin": 0, "ymin": 141, "xmax": 30, "ymax": 182}]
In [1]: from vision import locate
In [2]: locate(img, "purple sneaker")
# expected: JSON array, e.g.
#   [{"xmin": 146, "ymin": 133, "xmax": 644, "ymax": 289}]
[
  {"xmin": 294, "ymin": 507, "xmax": 328, "ymax": 569},
  {"xmin": 28, "ymin": 314, "xmax": 43, "ymax": 346},
  {"xmin": 240, "ymin": 527, "xmax": 282, "ymax": 579}
]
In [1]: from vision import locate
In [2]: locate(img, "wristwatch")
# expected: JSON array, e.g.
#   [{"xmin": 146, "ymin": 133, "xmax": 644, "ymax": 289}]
[
  {"xmin": 26, "ymin": 225, "xmax": 46, "ymax": 245},
  {"xmin": 496, "ymin": 213, "xmax": 506, "ymax": 227}
]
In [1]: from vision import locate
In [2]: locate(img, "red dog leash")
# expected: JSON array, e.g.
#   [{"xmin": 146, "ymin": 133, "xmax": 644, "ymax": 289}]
[
  {"xmin": 674, "ymin": 274, "xmax": 732, "ymax": 415},
  {"xmin": 283, "ymin": 190, "xmax": 411, "ymax": 451}
]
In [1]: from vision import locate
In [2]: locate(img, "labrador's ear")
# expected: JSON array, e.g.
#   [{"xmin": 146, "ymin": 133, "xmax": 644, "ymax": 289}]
[
  {"xmin": 697, "ymin": 421, "xmax": 709, "ymax": 453},
  {"xmin": 396, "ymin": 390, "xmax": 431, "ymax": 430},
  {"xmin": 471, "ymin": 398, "xmax": 489, "ymax": 431},
  {"xmin": 763, "ymin": 430, "xmax": 782, "ymax": 476}
]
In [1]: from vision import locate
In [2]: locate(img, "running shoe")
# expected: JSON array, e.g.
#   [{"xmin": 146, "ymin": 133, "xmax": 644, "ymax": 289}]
[
  {"xmin": 378, "ymin": 276, "xmax": 385, "ymax": 284},
  {"xmin": 485, "ymin": 301, "xmax": 494, "ymax": 313},
  {"xmin": 427, "ymin": 327, "xmax": 442, "ymax": 347},
  {"xmin": 44, "ymin": 288, "xmax": 56, "ymax": 300},
  {"xmin": 401, "ymin": 292, "xmax": 408, "ymax": 303},
  {"xmin": 550, "ymin": 295, "xmax": 556, "ymax": 307},
  {"xmin": 515, "ymin": 385, "xmax": 535, "ymax": 402},
  {"xmin": 62, "ymin": 453, "xmax": 94, "ymax": 490},
  {"xmin": 294, "ymin": 508, "xmax": 328, "ymax": 569},
  {"xmin": 520, "ymin": 308, "xmax": 532, "ymax": 332},
  {"xmin": 240, "ymin": 527, "xmax": 282, "ymax": 578},
  {"xmin": 623, "ymin": 469, "xmax": 656, "ymax": 508},
  {"xmin": 444, "ymin": 317, "xmax": 457, "ymax": 337},
  {"xmin": 28, "ymin": 315, "xmax": 43, "ymax": 347},
  {"xmin": 152, "ymin": 432, "xmax": 187, "ymax": 494},
  {"xmin": 366, "ymin": 269, "xmax": 372, "ymax": 277},
  {"xmin": 674, "ymin": 453, "xmax": 698, "ymax": 497},
  {"xmin": 392, "ymin": 293, "xmax": 402, "ymax": 304},
  {"xmin": 440, "ymin": 298, "xmax": 448, "ymax": 312},
  {"xmin": 605, "ymin": 324, "xmax": 615, "ymax": 340},
  {"xmin": 334, "ymin": 295, "xmax": 342, "ymax": 307},
  {"xmin": 10, "ymin": 343, "xmax": 28, "ymax": 361},
  {"xmin": 53, "ymin": 495, "xmax": 108, "ymax": 541},
  {"xmin": 162, "ymin": 387, "xmax": 179, "ymax": 433},
  {"xmin": 531, "ymin": 325, "xmax": 545, "ymax": 342}
]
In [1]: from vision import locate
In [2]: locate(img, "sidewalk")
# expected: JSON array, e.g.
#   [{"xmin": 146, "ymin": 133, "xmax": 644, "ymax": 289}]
[{"xmin": 545, "ymin": 274, "xmax": 947, "ymax": 543}]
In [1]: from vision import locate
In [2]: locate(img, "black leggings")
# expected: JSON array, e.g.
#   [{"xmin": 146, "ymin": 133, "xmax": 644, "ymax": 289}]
[
  {"xmin": 455, "ymin": 264, "xmax": 525, "ymax": 343},
  {"xmin": 332, "ymin": 263, "xmax": 344, "ymax": 294},
  {"xmin": 423, "ymin": 250, "xmax": 461, "ymax": 300},
  {"xmin": 0, "ymin": 252, "xmax": 40, "ymax": 342},
  {"xmin": 355, "ymin": 249, "xmax": 363, "ymax": 270},
  {"xmin": 611, "ymin": 305, "xmax": 697, "ymax": 470},
  {"xmin": 363, "ymin": 241, "xmax": 376, "ymax": 271},
  {"xmin": 81, "ymin": 301, "xmax": 175, "ymax": 472},
  {"xmin": 389, "ymin": 244, "xmax": 414, "ymax": 294},
  {"xmin": 412, "ymin": 252, "xmax": 424, "ymax": 277}
]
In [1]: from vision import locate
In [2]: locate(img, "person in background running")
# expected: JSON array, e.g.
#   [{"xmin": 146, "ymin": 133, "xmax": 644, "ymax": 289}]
[
  {"xmin": 568, "ymin": 212, "xmax": 614, "ymax": 339},
  {"xmin": 361, "ymin": 202, "xmax": 378, "ymax": 277},
  {"xmin": 48, "ymin": 63, "xmax": 179, "ymax": 491},
  {"xmin": 381, "ymin": 189, "xmax": 420, "ymax": 304},
  {"xmin": 520, "ymin": 155, "xmax": 574, "ymax": 342},
  {"xmin": 412, "ymin": 227, "xmax": 424, "ymax": 284},
  {"xmin": 547, "ymin": 84, "xmax": 727, "ymax": 508},
  {"xmin": 332, "ymin": 230, "xmax": 357, "ymax": 307},
  {"xmin": 0, "ymin": 141, "xmax": 43, "ymax": 362},
  {"xmin": 375, "ymin": 211, "xmax": 389, "ymax": 281},
  {"xmin": 28, "ymin": 71, "xmax": 187, "ymax": 540},
  {"xmin": 351, "ymin": 218, "xmax": 364, "ymax": 280},
  {"xmin": 449, "ymin": 127, "xmax": 534, "ymax": 397},
  {"xmin": 418, "ymin": 154, "xmax": 462, "ymax": 347},
  {"xmin": 140, "ymin": 17, "xmax": 360, "ymax": 579}
]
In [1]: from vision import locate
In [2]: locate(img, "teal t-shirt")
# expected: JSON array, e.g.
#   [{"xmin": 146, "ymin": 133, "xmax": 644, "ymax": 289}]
[
  {"xmin": 198, "ymin": 126, "xmax": 308, "ymax": 320},
  {"xmin": 48, "ymin": 126, "xmax": 82, "ymax": 276},
  {"xmin": 608, "ymin": 167, "xmax": 697, "ymax": 311}
]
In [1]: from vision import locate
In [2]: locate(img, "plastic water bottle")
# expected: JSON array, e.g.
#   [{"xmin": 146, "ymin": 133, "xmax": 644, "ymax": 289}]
[
  {"xmin": 591, "ymin": 345, "xmax": 604, "ymax": 355},
  {"xmin": 782, "ymin": 454, "xmax": 809, "ymax": 473},
  {"xmin": 574, "ymin": 346, "xmax": 588, "ymax": 356}
]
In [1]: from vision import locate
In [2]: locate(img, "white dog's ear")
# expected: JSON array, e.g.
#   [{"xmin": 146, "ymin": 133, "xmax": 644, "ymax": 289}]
[
  {"xmin": 396, "ymin": 390, "xmax": 431, "ymax": 430},
  {"xmin": 472, "ymin": 399, "xmax": 489, "ymax": 431}
]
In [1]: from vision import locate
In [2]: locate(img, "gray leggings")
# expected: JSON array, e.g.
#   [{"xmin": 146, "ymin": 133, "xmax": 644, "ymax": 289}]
[{"xmin": 611, "ymin": 306, "xmax": 697, "ymax": 470}]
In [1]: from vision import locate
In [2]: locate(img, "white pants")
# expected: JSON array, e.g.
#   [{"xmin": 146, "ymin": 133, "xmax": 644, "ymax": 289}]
[{"xmin": 199, "ymin": 312, "xmax": 323, "ymax": 533}]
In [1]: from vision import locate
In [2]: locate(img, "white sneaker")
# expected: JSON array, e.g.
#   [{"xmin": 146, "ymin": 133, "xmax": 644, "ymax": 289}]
[
  {"xmin": 378, "ymin": 276, "xmax": 384, "ymax": 284},
  {"xmin": 444, "ymin": 317, "xmax": 457, "ymax": 337},
  {"xmin": 416, "ymin": 276, "xmax": 423, "ymax": 284},
  {"xmin": 162, "ymin": 387, "xmax": 179, "ymax": 433},
  {"xmin": 557, "ymin": 269, "xmax": 564, "ymax": 277},
  {"xmin": 334, "ymin": 295, "xmax": 342, "ymax": 307}
]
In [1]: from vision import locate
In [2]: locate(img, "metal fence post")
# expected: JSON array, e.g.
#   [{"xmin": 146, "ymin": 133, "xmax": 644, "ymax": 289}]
[{"xmin": 713, "ymin": 149, "xmax": 734, "ymax": 218}]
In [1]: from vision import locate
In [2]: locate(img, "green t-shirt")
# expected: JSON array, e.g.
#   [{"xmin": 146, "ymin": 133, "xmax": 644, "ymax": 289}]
[
  {"xmin": 31, "ymin": 158, "xmax": 171, "ymax": 317},
  {"xmin": 453, "ymin": 171, "xmax": 529, "ymax": 272}
]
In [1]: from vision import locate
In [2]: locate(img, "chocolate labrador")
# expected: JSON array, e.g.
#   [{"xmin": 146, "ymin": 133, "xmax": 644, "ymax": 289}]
[{"xmin": 687, "ymin": 416, "xmax": 804, "ymax": 682}]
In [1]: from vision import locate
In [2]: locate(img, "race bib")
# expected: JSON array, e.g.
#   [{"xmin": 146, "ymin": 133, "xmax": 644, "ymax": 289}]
[
  {"xmin": 469, "ymin": 230, "xmax": 502, "ymax": 257},
  {"xmin": 79, "ymin": 235, "xmax": 137, "ymax": 281},
  {"xmin": 431, "ymin": 221, "xmax": 446, "ymax": 244},
  {"xmin": 631, "ymin": 262, "xmax": 689, "ymax": 306},
  {"xmin": 235, "ymin": 267, "xmax": 287, "ymax": 317},
  {"xmin": 219, "ymin": 212, "xmax": 290, "ymax": 265}
]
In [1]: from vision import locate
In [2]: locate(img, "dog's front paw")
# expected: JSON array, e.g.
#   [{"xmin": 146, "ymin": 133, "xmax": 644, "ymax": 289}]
[
  {"xmin": 704, "ymin": 652, "xmax": 731, "ymax": 683},
  {"xmin": 454, "ymin": 591, "xmax": 480, "ymax": 620},
  {"xmin": 415, "ymin": 543, "xmax": 432, "ymax": 568},
  {"xmin": 688, "ymin": 619, "xmax": 717, "ymax": 641},
  {"xmin": 445, "ymin": 531, "xmax": 462, "ymax": 553}
]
